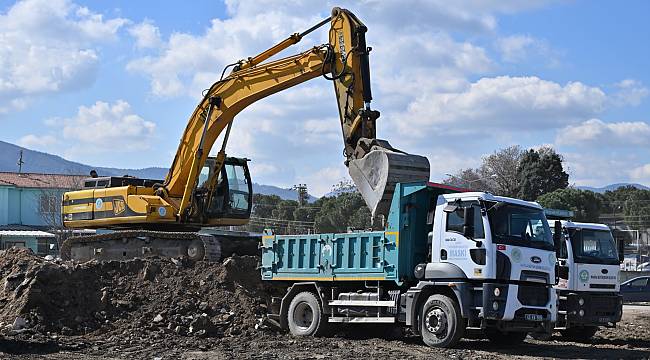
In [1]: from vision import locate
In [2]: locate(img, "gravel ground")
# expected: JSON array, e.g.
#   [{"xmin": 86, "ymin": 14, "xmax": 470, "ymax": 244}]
[{"xmin": 1, "ymin": 248, "xmax": 649, "ymax": 359}]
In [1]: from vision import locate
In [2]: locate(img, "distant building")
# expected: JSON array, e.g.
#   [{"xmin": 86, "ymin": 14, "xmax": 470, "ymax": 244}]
[{"xmin": 0, "ymin": 172, "xmax": 86, "ymax": 254}]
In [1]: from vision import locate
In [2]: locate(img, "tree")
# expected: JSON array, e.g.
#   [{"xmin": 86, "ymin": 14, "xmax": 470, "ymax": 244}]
[
  {"xmin": 537, "ymin": 188, "xmax": 603, "ymax": 222},
  {"xmin": 442, "ymin": 145, "xmax": 524, "ymax": 197},
  {"xmin": 314, "ymin": 192, "xmax": 371, "ymax": 233},
  {"xmin": 481, "ymin": 145, "xmax": 524, "ymax": 198},
  {"xmin": 517, "ymin": 146, "xmax": 569, "ymax": 201},
  {"xmin": 36, "ymin": 174, "xmax": 84, "ymax": 252}
]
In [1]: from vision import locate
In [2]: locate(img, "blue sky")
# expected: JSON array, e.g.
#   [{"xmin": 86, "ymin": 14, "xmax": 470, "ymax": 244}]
[{"xmin": 1, "ymin": 0, "xmax": 649, "ymax": 196}]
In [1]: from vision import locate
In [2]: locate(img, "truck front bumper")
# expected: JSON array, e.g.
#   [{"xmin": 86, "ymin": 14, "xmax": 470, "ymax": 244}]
[
  {"xmin": 482, "ymin": 282, "xmax": 556, "ymax": 333},
  {"xmin": 560, "ymin": 292, "xmax": 623, "ymax": 328}
]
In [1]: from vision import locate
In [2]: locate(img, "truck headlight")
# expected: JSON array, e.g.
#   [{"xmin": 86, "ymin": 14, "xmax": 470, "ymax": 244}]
[
  {"xmin": 579, "ymin": 309, "xmax": 585, "ymax": 317},
  {"xmin": 492, "ymin": 301, "xmax": 499, "ymax": 311},
  {"xmin": 578, "ymin": 298, "xmax": 584, "ymax": 306},
  {"xmin": 494, "ymin": 287, "xmax": 501, "ymax": 297}
]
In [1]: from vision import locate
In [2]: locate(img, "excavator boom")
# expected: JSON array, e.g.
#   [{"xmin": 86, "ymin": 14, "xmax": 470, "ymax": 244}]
[{"xmin": 163, "ymin": 7, "xmax": 429, "ymax": 220}]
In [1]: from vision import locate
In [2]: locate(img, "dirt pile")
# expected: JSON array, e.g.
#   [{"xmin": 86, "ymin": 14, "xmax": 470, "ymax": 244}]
[{"xmin": 0, "ymin": 247, "xmax": 272, "ymax": 342}]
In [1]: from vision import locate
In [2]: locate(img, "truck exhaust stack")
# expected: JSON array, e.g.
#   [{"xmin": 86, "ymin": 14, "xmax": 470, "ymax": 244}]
[{"xmin": 348, "ymin": 140, "xmax": 430, "ymax": 218}]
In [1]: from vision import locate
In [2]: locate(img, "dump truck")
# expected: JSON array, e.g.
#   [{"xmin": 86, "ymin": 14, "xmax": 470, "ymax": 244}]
[
  {"xmin": 544, "ymin": 210, "xmax": 623, "ymax": 341},
  {"xmin": 261, "ymin": 182, "xmax": 559, "ymax": 348}
]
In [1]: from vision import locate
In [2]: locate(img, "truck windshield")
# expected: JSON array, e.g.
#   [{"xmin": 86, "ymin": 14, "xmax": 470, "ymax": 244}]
[
  {"xmin": 568, "ymin": 228, "xmax": 619, "ymax": 265},
  {"xmin": 488, "ymin": 203, "xmax": 554, "ymax": 251}
]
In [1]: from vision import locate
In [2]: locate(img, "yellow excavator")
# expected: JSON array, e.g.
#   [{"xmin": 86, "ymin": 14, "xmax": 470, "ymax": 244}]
[{"xmin": 61, "ymin": 7, "xmax": 430, "ymax": 261}]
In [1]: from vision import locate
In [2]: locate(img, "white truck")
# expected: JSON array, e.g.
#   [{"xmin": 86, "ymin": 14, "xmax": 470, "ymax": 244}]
[
  {"xmin": 546, "ymin": 214, "xmax": 624, "ymax": 341},
  {"xmin": 262, "ymin": 183, "xmax": 559, "ymax": 347}
]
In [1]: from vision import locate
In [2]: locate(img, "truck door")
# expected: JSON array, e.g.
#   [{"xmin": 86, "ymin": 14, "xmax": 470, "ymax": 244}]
[{"xmin": 441, "ymin": 201, "xmax": 486, "ymax": 278}]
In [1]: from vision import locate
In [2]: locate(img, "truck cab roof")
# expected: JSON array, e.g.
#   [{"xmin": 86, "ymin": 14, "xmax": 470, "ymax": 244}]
[
  {"xmin": 560, "ymin": 220, "xmax": 610, "ymax": 231},
  {"xmin": 440, "ymin": 191, "xmax": 543, "ymax": 210}
]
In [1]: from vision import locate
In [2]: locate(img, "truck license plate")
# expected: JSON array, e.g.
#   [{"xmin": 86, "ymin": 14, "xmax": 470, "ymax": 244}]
[
  {"xmin": 525, "ymin": 314, "xmax": 544, "ymax": 321},
  {"xmin": 599, "ymin": 317, "xmax": 610, "ymax": 323}
]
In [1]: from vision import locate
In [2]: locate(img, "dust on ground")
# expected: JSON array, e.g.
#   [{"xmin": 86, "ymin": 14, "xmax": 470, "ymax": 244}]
[{"xmin": 1, "ymin": 247, "xmax": 649, "ymax": 360}]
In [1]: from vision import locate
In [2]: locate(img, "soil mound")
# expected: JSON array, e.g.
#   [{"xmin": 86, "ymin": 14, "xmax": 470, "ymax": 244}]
[{"xmin": 0, "ymin": 247, "xmax": 271, "ymax": 340}]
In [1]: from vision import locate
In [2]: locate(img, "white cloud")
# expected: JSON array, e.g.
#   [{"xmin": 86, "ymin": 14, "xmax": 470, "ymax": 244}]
[
  {"xmin": 0, "ymin": 0, "xmax": 127, "ymax": 113},
  {"xmin": 498, "ymin": 35, "xmax": 536, "ymax": 62},
  {"xmin": 61, "ymin": 100, "xmax": 155, "ymax": 150},
  {"xmin": 17, "ymin": 134, "xmax": 59, "ymax": 151},
  {"xmin": 397, "ymin": 76, "xmax": 607, "ymax": 136},
  {"xmin": 630, "ymin": 164, "xmax": 650, "ymax": 183},
  {"xmin": 611, "ymin": 79, "xmax": 648, "ymax": 106},
  {"xmin": 556, "ymin": 118, "xmax": 650, "ymax": 147},
  {"xmin": 128, "ymin": 20, "xmax": 162, "ymax": 49},
  {"xmin": 496, "ymin": 34, "xmax": 558, "ymax": 65}
]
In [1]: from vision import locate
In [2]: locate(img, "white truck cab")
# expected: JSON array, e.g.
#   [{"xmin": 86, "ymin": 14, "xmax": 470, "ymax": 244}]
[
  {"xmin": 423, "ymin": 192, "xmax": 558, "ymax": 344},
  {"xmin": 551, "ymin": 219, "xmax": 623, "ymax": 340}
]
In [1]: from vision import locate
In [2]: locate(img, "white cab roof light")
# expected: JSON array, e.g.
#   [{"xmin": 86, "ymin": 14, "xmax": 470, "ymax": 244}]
[{"xmin": 441, "ymin": 192, "xmax": 543, "ymax": 210}]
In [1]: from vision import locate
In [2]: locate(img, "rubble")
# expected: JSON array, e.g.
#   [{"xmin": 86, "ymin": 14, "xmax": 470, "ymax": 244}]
[{"xmin": 0, "ymin": 247, "xmax": 272, "ymax": 345}]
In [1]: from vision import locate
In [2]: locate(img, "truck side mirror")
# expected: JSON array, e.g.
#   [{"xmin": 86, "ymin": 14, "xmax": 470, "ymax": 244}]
[
  {"xmin": 553, "ymin": 220, "xmax": 562, "ymax": 253},
  {"xmin": 463, "ymin": 206, "xmax": 475, "ymax": 239},
  {"xmin": 617, "ymin": 237, "xmax": 625, "ymax": 263}
]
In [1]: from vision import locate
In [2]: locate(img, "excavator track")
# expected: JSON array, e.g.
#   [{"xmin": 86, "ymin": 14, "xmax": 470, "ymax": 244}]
[{"xmin": 60, "ymin": 230, "xmax": 228, "ymax": 262}]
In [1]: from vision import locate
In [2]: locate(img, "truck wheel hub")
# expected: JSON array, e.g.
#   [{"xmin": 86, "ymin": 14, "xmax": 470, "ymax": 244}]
[
  {"xmin": 426, "ymin": 308, "xmax": 447, "ymax": 335},
  {"xmin": 293, "ymin": 302, "xmax": 314, "ymax": 329}
]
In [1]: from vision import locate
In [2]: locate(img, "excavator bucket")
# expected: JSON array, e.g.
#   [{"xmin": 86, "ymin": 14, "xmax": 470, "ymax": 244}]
[{"xmin": 348, "ymin": 144, "xmax": 430, "ymax": 219}]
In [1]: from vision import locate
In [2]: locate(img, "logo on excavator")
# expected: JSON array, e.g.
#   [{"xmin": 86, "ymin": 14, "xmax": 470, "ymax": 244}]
[{"xmin": 113, "ymin": 199, "xmax": 125, "ymax": 215}]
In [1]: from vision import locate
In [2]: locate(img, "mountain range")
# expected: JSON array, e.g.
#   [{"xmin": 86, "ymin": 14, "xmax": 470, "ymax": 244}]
[
  {"xmin": 0, "ymin": 140, "xmax": 316, "ymax": 202},
  {"xmin": 576, "ymin": 183, "xmax": 650, "ymax": 193}
]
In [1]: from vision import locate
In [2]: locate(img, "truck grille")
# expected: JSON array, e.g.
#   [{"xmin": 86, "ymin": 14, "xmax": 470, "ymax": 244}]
[{"xmin": 517, "ymin": 285, "xmax": 549, "ymax": 306}]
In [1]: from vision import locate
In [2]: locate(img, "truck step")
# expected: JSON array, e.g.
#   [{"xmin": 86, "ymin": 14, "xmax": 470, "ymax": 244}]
[
  {"xmin": 328, "ymin": 317, "xmax": 395, "ymax": 323},
  {"xmin": 328, "ymin": 300, "xmax": 395, "ymax": 307}
]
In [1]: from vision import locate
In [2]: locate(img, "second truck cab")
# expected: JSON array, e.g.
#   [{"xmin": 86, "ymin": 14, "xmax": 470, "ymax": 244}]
[{"xmin": 553, "ymin": 220, "xmax": 623, "ymax": 340}]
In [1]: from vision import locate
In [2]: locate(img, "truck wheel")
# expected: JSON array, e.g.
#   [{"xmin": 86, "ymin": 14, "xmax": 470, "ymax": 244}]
[
  {"xmin": 287, "ymin": 292, "xmax": 328, "ymax": 336},
  {"xmin": 485, "ymin": 329, "xmax": 527, "ymax": 346},
  {"xmin": 420, "ymin": 294, "xmax": 465, "ymax": 348},
  {"xmin": 560, "ymin": 326, "xmax": 598, "ymax": 342}
]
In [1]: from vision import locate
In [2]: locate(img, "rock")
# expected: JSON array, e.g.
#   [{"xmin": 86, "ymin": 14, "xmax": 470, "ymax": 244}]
[
  {"xmin": 142, "ymin": 263, "xmax": 160, "ymax": 281},
  {"xmin": 153, "ymin": 314, "xmax": 164, "ymax": 323},
  {"xmin": 12, "ymin": 316, "xmax": 27, "ymax": 330}
]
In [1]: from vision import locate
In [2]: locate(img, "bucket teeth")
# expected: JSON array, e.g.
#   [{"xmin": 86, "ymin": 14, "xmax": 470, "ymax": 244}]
[{"xmin": 348, "ymin": 144, "xmax": 430, "ymax": 218}]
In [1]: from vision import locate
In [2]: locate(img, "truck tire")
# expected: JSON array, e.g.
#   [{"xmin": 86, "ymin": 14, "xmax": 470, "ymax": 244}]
[
  {"xmin": 420, "ymin": 294, "xmax": 465, "ymax": 348},
  {"xmin": 560, "ymin": 326, "xmax": 598, "ymax": 342},
  {"xmin": 287, "ymin": 291, "xmax": 328, "ymax": 337},
  {"xmin": 485, "ymin": 329, "xmax": 527, "ymax": 346}
]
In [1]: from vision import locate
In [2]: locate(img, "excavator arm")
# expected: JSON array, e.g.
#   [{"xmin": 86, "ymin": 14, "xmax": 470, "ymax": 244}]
[{"xmin": 161, "ymin": 7, "xmax": 429, "ymax": 221}]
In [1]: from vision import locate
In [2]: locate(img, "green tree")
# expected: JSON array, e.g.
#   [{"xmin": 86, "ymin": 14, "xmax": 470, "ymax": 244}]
[
  {"xmin": 517, "ymin": 146, "xmax": 569, "ymax": 200},
  {"xmin": 314, "ymin": 192, "xmax": 371, "ymax": 233},
  {"xmin": 537, "ymin": 188, "xmax": 602, "ymax": 222}
]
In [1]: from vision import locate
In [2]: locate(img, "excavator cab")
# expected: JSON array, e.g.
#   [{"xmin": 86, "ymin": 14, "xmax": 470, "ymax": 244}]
[{"xmin": 194, "ymin": 156, "xmax": 252, "ymax": 223}]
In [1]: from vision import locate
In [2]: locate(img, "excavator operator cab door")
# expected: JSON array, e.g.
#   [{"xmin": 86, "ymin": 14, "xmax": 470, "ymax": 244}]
[{"xmin": 196, "ymin": 156, "xmax": 252, "ymax": 222}]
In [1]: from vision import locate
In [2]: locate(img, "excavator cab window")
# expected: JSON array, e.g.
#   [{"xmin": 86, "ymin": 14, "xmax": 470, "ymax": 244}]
[{"xmin": 195, "ymin": 157, "xmax": 252, "ymax": 221}]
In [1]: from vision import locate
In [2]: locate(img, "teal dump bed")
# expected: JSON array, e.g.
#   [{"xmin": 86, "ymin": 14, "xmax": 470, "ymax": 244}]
[{"xmin": 260, "ymin": 182, "xmax": 464, "ymax": 285}]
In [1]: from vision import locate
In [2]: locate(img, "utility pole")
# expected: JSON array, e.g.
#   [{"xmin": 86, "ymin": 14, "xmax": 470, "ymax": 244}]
[
  {"xmin": 292, "ymin": 184, "xmax": 308, "ymax": 206},
  {"xmin": 17, "ymin": 150, "xmax": 24, "ymax": 174}
]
